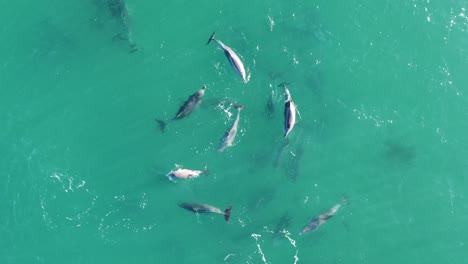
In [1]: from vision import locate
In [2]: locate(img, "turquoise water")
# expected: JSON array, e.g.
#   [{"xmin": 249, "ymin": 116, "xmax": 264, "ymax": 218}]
[{"xmin": 1, "ymin": 0, "xmax": 468, "ymax": 263}]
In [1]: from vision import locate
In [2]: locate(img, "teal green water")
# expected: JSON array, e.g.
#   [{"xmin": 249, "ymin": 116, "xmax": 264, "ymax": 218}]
[{"xmin": 2, "ymin": 0, "xmax": 468, "ymax": 263}]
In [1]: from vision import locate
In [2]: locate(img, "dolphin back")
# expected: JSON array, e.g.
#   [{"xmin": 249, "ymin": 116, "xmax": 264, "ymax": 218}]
[
  {"xmin": 218, "ymin": 105, "xmax": 244, "ymax": 152},
  {"xmin": 284, "ymin": 101, "xmax": 293, "ymax": 137},
  {"xmin": 175, "ymin": 96, "xmax": 199, "ymax": 119},
  {"xmin": 179, "ymin": 202, "xmax": 199, "ymax": 213},
  {"xmin": 174, "ymin": 87, "xmax": 206, "ymax": 120},
  {"xmin": 300, "ymin": 217, "xmax": 320, "ymax": 235}
]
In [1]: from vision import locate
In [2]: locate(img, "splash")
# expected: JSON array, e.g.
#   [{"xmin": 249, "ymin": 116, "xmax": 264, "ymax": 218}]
[
  {"xmin": 49, "ymin": 172, "xmax": 87, "ymax": 193},
  {"xmin": 97, "ymin": 194, "xmax": 157, "ymax": 242},
  {"xmin": 293, "ymin": 250, "xmax": 299, "ymax": 264},
  {"xmin": 251, "ymin": 233, "xmax": 268, "ymax": 264},
  {"xmin": 216, "ymin": 100, "xmax": 234, "ymax": 120},
  {"xmin": 41, "ymin": 171, "xmax": 97, "ymax": 229},
  {"xmin": 267, "ymin": 16, "xmax": 275, "ymax": 32},
  {"xmin": 224, "ymin": 253, "xmax": 236, "ymax": 262},
  {"xmin": 237, "ymin": 217, "xmax": 247, "ymax": 227},
  {"xmin": 280, "ymin": 229, "xmax": 297, "ymax": 248},
  {"xmin": 139, "ymin": 192, "xmax": 148, "ymax": 210},
  {"xmin": 353, "ymin": 104, "xmax": 395, "ymax": 127}
]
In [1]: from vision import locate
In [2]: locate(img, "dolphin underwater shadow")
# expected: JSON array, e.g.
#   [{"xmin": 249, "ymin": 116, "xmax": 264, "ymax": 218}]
[{"xmin": 383, "ymin": 139, "xmax": 416, "ymax": 167}]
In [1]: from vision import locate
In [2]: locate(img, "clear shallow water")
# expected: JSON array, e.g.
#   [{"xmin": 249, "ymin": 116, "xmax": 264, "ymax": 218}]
[{"xmin": 1, "ymin": 0, "xmax": 468, "ymax": 263}]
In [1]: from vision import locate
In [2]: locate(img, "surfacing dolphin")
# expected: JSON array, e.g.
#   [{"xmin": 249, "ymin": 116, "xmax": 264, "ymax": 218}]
[
  {"xmin": 207, "ymin": 32, "xmax": 248, "ymax": 83},
  {"xmin": 179, "ymin": 202, "xmax": 232, "ymax": 223},
  {"xmin": 300, "ymin": 196, "xmax": 349, "ymax": 235},
  {"xmin": 278, "ymin": 82, "xmax": 297, "ymax": 138},
  {"xmin": 218, "ymin": 104, "xmax": 244, "ymax": 152},
  {"xmin": 166, "ymin": 164, "xmax": 208, "ymax": 181},
  {"xmin": 156, "ymin": 86, "xmax": 206, "ymax": 132}
]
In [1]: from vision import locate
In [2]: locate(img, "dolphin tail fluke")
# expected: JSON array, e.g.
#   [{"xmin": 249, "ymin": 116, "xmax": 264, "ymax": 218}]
[
  {"xmin": 129, "ymin": 42, "xmax": 138, "ymax": 53},
  {"xmin": 203, "ymin": 166, "xmax": 209, "ymax": 176},
  {"xmin": 224, "ymin": 205, "xmax": 232, "ymax": 223},
  {"xmin": 155, "ymin": 119, "xmax": 167, "ymax": 133},
  {"xmin": 277, "ymin": 82, "xmax": 290, "ymax": 88},
  {"xmin": 234, "ymin": 104, "xmax": 245, "ymax": 111},
  {"xmin": 113, "ymin": 32, "xmax": 128, "ymax": 42},
  {"xmin": 341, "ymin": 194, "xmax": 350, "ymax": 206},
  {"xmin": 206, "ymin": 32, "xmax": 216, "ymax": 45},
  {"xmin": 166, "ymin": 174, "xmax": 176, "ymax": 182}
]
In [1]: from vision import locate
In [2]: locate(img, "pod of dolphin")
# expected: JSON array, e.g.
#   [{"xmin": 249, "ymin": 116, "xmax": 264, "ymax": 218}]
[
  {"xmin": 95, "ymin": 0, "xmax": 354, "ymax": 234},
  {"xmin": 150, "ymin": 28, "xmax": 349, "ymax": 234}
]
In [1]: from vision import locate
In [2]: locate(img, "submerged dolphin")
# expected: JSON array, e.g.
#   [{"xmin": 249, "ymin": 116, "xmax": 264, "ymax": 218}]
[
  {"xmin": 156, "ymin": 86, "xmax": 206, "ymax": 132},
  {"xmin": 300, "ymin": 196, "xmax": 349, "ymax": 235},
  {"xmin": 266, "ymin": 89, "xmax": 276, "ymax": 118},
  {"xmin": 207, "ymin": 32, "xmax": 248, "ymax": 83},
  {"xmin": 218, "ymin": 105, "xmax": 244, "ymax": 152},
  {"xmin": 279, "ymin": 83, "xmax": 297, "ymax": 138},
  {"xmin": 108, "ymin": 0, "xmax": 138, "ymax": 52},
  {"xmin": 166, "ymin": 165, "xmax": 208, "ymax": 181},
  {"xmin": 273, "ymin": 138, "xmax": 290, "ymax": 168},
  {"xmin": 179, "ymin": 202, "xmax": 232, "ymax": 223}
]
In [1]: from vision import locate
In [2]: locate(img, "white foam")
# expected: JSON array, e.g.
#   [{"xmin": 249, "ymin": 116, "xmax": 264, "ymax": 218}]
[
  {"xmin": 251, "ymin": 233, "xmax": 268, "ymax": 264},
  {"xmin": 267, "ymin": 16, "xmax": 275, "ymax": 31},
  {"xmin": 280, "ymin": 229, "xmax": 297, "ymax": 248},
  {"xmin": 224, "ymin": 253, "xmax": 236, "ymax": 262},
  {"xmin": 293, "ymin": 250, "xmax": 299, "ymax": 264}
]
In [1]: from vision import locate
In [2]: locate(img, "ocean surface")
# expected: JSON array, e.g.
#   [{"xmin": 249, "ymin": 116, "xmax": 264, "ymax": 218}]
[{"xmin": 1, "ymin": 0, "xmax": 468, "ymax": 263}]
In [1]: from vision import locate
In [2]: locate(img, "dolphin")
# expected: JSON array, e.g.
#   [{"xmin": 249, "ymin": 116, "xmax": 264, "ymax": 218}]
[
  {"xmin": 179, "ymin": 202, "xmax": 232, "ymax": 223},
  {"xmin": 300, "ymin": 196, "xmax": 349, "ymax": 235},
  {"xmin": 207, "ymin": 32, "xmax": 248, "ymax": 83},
  {"xmin": 167, "ymin": 165, "xmax": 208, "ymax": 181},
  {"xmin": 218, "ymin": 105, "xmax": 244, "ymax": 152},
  {"xmin": 108, "ymin": 0, "xmax": 138, "ymax": 52},
  {"xmin": 300, "ymin": 204, "xmax": 341, "ymax": 235},
  {"xmin": 278, "ymin": 83, "xmax": 297, "ymax": 138},
  {"xmin": 156, "ymin": 86, "xmax": 206, "ymax": 132}
]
